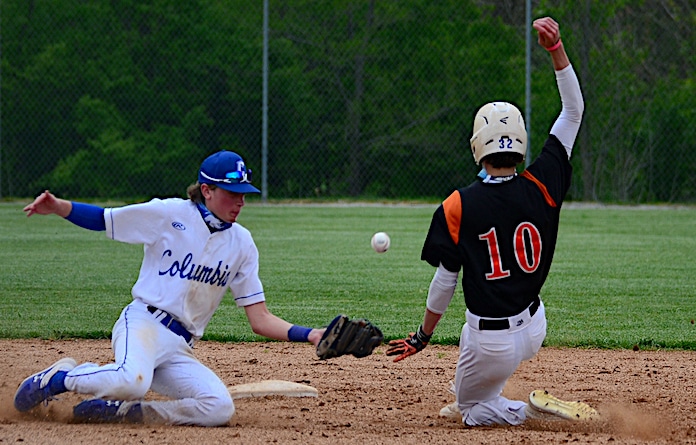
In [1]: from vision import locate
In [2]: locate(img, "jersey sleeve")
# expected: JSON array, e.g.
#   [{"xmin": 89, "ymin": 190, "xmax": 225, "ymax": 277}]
[
  {"xmin": 421, "ymin": 191, "xmax": 463, "ymax": 273},
  {"xmin": 104, "ymin": 199, "xmax": 172, "ymax": 245},
  {"xmin": 524, "ymin": 135, "xmax": 573, "ymax": 206}
]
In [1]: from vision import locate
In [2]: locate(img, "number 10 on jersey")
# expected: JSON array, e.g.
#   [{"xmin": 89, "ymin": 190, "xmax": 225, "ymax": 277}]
[{"xmin": 478, "ymin": 223, "xmax": 542, "ymax": 280}]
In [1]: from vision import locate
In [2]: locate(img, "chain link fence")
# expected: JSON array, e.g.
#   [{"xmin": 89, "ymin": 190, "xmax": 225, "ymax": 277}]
[{"xmin": 2, "ymin": 0, "xmax": 695, "ymax": 203}]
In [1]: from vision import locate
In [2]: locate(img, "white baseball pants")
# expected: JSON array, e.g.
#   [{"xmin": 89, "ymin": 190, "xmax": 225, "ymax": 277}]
[
  {"xmin": 63, "ymin": 300, "xmax": 234, "ymax": 426},
  {"xmin": 454, "ymin": 300, "xmax": 547, "ymax": 426}
]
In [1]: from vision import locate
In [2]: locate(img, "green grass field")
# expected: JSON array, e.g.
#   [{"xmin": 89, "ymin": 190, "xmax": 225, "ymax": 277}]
[{"xmin": 1, "ymin": 201, "xmax": 695, "ymax": 350}]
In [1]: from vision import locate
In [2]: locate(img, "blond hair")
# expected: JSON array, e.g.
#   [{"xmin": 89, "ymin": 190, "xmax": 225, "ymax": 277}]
[{"xmin": 187, "ymin": 182, "xmax": 217, "ymax": 204}]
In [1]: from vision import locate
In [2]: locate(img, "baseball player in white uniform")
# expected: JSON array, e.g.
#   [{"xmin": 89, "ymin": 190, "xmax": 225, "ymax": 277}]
[{"xmin": 14, "ymin": 150, "xmax": 326, "ymax": 426}]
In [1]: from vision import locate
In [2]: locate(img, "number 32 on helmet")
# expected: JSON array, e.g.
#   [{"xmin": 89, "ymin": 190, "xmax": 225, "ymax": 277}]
[{"xmin": 469, "ymin": 102, "xmax": 527, "ymax": 165}]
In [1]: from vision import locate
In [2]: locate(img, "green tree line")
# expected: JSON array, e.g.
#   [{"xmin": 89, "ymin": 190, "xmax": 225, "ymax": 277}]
[{"xmin": 2, "ymin": 0, "xmax": 694, "ymax": 202}]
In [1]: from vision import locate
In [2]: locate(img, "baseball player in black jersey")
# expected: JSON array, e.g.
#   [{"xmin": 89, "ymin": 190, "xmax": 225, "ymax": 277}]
[{"xmin": 386, "ymin": 17, "xmax": 599, "ymax": 425}]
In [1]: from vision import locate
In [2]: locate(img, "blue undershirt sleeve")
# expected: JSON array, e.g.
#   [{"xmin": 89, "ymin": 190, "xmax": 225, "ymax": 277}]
[{"xmin": 65, "ymin": 202, "xmax": 106, "ymax": 231}]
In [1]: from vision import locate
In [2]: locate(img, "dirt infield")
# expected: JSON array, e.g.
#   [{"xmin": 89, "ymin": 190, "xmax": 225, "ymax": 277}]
[{"xmin": 1, "ymin": 339, "xmax": 695, "ymax": 445}]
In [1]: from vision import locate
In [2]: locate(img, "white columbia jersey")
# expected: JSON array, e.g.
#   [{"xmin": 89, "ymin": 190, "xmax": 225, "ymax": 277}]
[{"xmin": 104, "ymin": 198, "xmax": 265, "ymax": 338}]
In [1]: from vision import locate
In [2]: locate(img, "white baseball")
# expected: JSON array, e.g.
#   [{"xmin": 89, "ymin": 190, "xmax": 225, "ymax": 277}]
[{"xmin": 371, "ymin": 232, "xmax": 390, "ymax": 253}]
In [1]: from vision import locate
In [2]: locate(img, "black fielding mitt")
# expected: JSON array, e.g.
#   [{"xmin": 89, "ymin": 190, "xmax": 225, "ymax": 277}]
[{"xmin": 316, "ymin": 315, "xmax": 384, "ymax": 360}]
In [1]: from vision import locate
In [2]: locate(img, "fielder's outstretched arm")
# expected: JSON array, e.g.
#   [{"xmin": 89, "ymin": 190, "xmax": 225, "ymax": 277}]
[
  {"xmin": 24, "ymin": 190, "xmax": 106, "ymax": 231},
  {"xmin": 23, "ymin": 190, "xmax": 72, "ymax": 218},
  {"xmin": 244, "ymin": 301, "xmax": 325, "ymax": 346}
]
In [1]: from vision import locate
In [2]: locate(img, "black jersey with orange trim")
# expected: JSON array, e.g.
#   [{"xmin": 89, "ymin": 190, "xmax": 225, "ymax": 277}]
[{"xmin": 421, "ymin": 135, "xmax": 572, "ymax": 318}]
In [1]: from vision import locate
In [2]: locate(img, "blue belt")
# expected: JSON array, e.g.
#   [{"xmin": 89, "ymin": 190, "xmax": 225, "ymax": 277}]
[{"xmin": 147, "ymin": 305, "xmax": 193, "ymax": 345}]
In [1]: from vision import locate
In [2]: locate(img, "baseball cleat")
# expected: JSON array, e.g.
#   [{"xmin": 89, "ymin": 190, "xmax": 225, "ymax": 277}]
[
  {"xmin": 73, "ymin": 399, "xmax": 143, "ymax": 423},
  {"xmin": 527, "ymin": 389, "xmax": 600, "ymax": 421},
  {"xmin": 524, "ymin": 404, "xmax": 566, "ymax": 421},
  {"xmin": 14, "ymin": 357, "xmax": 77, "ymax": 412},
  {"xmin": 439, "ymin": 401, "xmax": 461, "ymax": 419}
]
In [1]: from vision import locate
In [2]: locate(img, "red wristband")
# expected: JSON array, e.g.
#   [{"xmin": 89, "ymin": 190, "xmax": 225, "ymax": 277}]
[{"xmin": 545, "ymin": 39, "xmax": 562, "ymax": 52}]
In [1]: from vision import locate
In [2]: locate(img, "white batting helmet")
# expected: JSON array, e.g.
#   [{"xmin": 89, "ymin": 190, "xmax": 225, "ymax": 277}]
[{"xmin": 469, "ymin": 102, "xmax": 527, "ymax": 165}]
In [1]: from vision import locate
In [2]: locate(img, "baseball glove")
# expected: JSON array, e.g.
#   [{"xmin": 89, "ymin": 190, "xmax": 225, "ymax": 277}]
[{"xmin": 316, "ymin": 315, "xmax": 384, "ymax": 360}]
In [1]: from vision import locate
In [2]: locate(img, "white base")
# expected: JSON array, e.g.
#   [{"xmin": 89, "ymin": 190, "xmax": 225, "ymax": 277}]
[{"xmin": 227, "ymin": 380, "xmax": 319, "ymax": 399}]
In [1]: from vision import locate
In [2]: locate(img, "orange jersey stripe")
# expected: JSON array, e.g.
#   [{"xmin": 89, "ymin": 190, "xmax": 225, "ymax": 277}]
[
  {"xmin": 442, "ymin": 191, "xmax": 462, "ymax": 244},
  {"xmin": 521, "ymin": 170, "xmax": 557, "ymax": 208}
]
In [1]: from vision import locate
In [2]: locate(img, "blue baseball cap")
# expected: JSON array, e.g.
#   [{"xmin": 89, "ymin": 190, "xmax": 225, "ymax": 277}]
[{"xmin": 198, "ymin": 151, "xmax": 261, "ymax": 194}]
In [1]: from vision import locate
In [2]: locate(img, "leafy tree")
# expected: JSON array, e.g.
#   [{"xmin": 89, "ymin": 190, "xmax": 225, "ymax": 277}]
[
  {"xmin": 540, "ymin": 0, "xmax": 696, "ymax": 202},
  {"xmin": 269, "ymin": 0, "xmax": 524, "ymax": 198},
  {"xmin": 2, "ymin": 0, "xmax": 694, "ymax": 203},
  {"xmin": 2, "ymin": 0, "xmax": 266, "ymax": 198}
]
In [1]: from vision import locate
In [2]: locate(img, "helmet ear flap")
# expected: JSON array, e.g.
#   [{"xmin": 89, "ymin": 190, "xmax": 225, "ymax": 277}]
[{"xmin": 469, "ymin": 102, "xmax": 527, "ymax": 165}]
